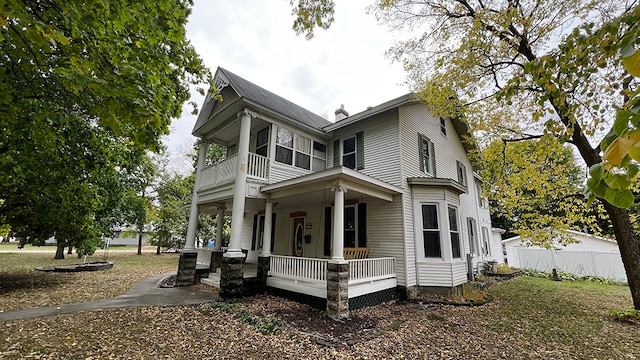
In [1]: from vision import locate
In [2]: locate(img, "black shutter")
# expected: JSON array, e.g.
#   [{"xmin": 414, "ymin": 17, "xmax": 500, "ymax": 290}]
[
  {"xmin": 270, "ymin": 213, "xmax": 276, "ymax": 253},
  {"xmin": 333, "ymin": 139, "xmax": 340, "ymax": 167},
  {"xmin": 418, "ymin": 134, "xmax": 425, "ymax": 172},
  {"xmin": 250, "ymin": 214, "xmax": 258, "ymax": 250},
  {"xmin": 357, "ymin": 203, "xmax": 367, "ymax": 247},
  {"xmin": 356, "ymin": 131, "xmax": 364, "ymax": 170},
  {"xmin": 324, "ymin": 206, "xmax": 332, "ymax": 256}
]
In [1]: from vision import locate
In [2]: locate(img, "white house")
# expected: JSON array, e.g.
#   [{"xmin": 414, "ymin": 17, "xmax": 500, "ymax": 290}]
[
  {"xmin": 503, "ymin": 229, "xmax": 627, "ymax": 283},
  {"xmin": 177, "ymin": 68, "xmax": 502, "ymax": 317}
]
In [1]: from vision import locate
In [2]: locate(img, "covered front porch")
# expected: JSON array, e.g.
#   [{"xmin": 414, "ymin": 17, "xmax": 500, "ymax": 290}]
[{"xmin": 191, "ymin": 166, "xmax": 403, "ymax": 317}]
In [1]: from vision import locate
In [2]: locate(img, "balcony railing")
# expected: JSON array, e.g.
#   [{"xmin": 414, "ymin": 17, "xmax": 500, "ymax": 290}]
[{"xmin": 199, "ymin": 153, "xmax": 269, "ymax": 190}]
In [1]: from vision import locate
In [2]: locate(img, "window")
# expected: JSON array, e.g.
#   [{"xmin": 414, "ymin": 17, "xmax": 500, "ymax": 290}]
[
  {"xmin": 448, "ymin": 206, "xmax": 461, "ymax": 258},
  {"xmin": 482, "ymin": 227, "xmax": 491, "ymax": 257},
  {"xmin": 440, "ymin": 117, "xmax": 447, "ymax": 136},
  {"xmin": 476, "ymin": 184, "xmax": 484, "ymax": 208},
  {"xmin": 275, "ymin": 127, "xmax": 294, "ymax": 165},
  {"xmin": 312, "ymin": 142, "xmax": 327, "ymax": 171},
  {"xmin": 467, "ymin": 217, "xmax": 479, "ymax": 255},
  {"xmin": 295, "ymin": 134, "xmax": 311, "ymax": 169},
  {"xmin": 255, "ymin": 127, "xmax": 269, "ymax": 157},
  {"xmin": 421, "ymin": 204, "xmax": 441, "ymax": 257},
  {"xmin": 456, "ymin": 160, "xmax": 467, "ymax": 186},
  {"xmin": 226, "ymin": 144, "xmax": 237, "ymax": 158},
  {"xmin": 342, "ymin": 136, "xmax": 356, "ymax": 169},
  {"xmin": 419, "ymin": 135, "xmax": 435, "ymax": 175}
]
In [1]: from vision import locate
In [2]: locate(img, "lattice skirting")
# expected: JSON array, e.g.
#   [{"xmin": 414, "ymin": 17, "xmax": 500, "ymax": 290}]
[
  {"xmin": 349, "ymin": 288, "xmax": 397, "ymax": 310},
  {"xmin": 266, "ymin": 287, "xmax": 327, "ymax": 310}
]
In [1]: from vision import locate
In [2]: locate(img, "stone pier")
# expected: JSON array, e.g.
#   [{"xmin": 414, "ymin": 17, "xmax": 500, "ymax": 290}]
[{"xmin": 326, "ymin": 261, "xmax": 349, "ymax": 319}]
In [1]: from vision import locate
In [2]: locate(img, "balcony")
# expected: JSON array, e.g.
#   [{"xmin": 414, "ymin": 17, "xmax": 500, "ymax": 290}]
[{"xmin": 199, "ymin": 153, "xmax": 269, "ymax": 190}]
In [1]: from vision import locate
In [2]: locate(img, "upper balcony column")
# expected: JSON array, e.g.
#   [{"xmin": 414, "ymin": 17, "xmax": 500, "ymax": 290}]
[
  {"xmin": 184, "ymin": 140, "xmax": 210, "ymax": 250},
  {"xmin": 226, "ymin": 109, "xmax": 253, "ymax": 258},
  {"xmin": 331, "ymin": 185, "xmax": 347, "ymax": 262}
]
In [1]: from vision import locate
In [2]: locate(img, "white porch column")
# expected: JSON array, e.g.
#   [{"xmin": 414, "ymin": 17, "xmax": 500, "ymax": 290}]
[
  {"xmin": 331, "ymin": 185, "xmax": 346, "ymax": 261},
  {"xmin": 184, "ymin": 141, "xmax": 209, "ymax": 250},
  {"xmin": 227, "ymin": 109, "xmax": 252, "ymax": 257},
  {"xmin": 214, "ymin": 207, "xmax": 225, "ymax": 251},
  {"xmin": 261, "ymin": 198, "xmax": 273, "ymax": 256}
]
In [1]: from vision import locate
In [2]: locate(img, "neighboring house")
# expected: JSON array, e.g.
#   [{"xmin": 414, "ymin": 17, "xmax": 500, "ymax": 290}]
[
  {"xmin": 503, "ymin": 229, "xmax": 627, "ymax": 283},
  {"xmin": 178, "ymin": 67, "xmax": 502, "ymax": 317}
]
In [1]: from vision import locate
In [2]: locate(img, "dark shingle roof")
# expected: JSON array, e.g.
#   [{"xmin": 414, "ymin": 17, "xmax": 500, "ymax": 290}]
[{"xmin": 220, "ymin": 68, "xmax": 331, "ymax": 129}]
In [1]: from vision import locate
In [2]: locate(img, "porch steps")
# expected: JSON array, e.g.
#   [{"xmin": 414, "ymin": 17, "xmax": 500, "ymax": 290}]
[{"xmin": 200, "ymin": 270, "xmax": 221, "ymax": 288}]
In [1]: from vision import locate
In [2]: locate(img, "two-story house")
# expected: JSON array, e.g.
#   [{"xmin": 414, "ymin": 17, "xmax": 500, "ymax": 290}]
[{"xmin": 176, "ymin": 67, "xmax": 502, "ymax": 318}]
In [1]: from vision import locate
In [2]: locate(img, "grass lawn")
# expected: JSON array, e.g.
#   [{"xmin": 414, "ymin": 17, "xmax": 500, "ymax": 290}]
[
  {"xmin": 0, "ymin": 251, "xmax": 638, "ymax": 359},
  {"xmin": 0, "ymin": 251, "xmax": 179, "ymax": 311}
]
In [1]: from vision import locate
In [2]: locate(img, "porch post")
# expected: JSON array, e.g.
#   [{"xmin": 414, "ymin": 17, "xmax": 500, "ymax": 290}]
[
  {"xmin": 211, "ymin": 207, "xmax": 225, "ymax": 272},
  {"xmin": 176, "ymin": 140, "xmax": 209, "ymax": 287},
  {"xmin": 261, "ymin": 198, "xmax": 273, "ymax": 257},
  {"xmin": 214, "ymin": 207, "xmax": 224, "ymax": 251},
  {"xmin": 331, "ymin": 185, "xmax": 346, "ymax": 261},
  {"xmin": 257, "ymin": 198, "xmax": 273, "ymax": 293},
  {"xmin": 221, "ymin": 110, "xmax": 251, "ymax": 299},
  {"xmin": 226, "ymin": 109, "xmax": 252, "ymax": 256},
  {"xmin": 184, "ymin": 141, "xmax": 209, "ymax": 250}
]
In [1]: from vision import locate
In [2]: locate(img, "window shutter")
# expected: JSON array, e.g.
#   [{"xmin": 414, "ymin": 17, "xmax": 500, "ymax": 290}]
[
  {"xmin": 418, "ymin": 134, "xmax": 425, "ymax": 172},
  {"xmin": 356, "ymin": 131, "xmax": 364, "ymax": 170},
  {"xmin": 429, "ymin": 141, "xmax": 436, "ymax": 177},
  {"xmin": 324, "ymin": 206, "xmax": 332, "ymax": 256},
  {"xmin": 357, "ymin": 203, "xmax": 367, "ymax": 247},
  {"xmin": 250, "ymin": 214, "xmax": 258, "ymax": 250},
  {"xmin": 333, "ymin": 139, "xmax": 340, "ymax": 167},
  {"xmin": 270, "ymin": 213, "xmax": 276, "ymax": 253}
]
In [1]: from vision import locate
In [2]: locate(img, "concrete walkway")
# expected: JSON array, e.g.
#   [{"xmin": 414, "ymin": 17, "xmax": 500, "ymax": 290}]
[{"xmin": 0, "ymin": 272, "xmax": 219, "ymax": 322}]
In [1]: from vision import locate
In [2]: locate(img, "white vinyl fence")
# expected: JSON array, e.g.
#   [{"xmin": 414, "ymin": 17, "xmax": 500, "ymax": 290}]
[{"xmin": 517, "ymin": 248, "xmax": 627, "ymax": 283}]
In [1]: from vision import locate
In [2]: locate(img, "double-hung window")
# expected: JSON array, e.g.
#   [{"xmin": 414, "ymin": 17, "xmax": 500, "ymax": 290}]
[
  {"xmin": 342, "ymin": 136, "xmax": 356, "ymax": 169},
  {"xmin": 467, "ymin": 217, "xmax": 479, "ymax": 256},
  {"xmin": 448, "ymin": 206, "xmax": 461, "ymax": 259},
  {"xmin": 456, "ymin": 160, "xmax": 467, "ymax": 186},
  {"xmin": 295, "ymin": 134, "xmax": 311, "ymax": 170},
  {"xmin": 312, "ymin": 142, "xmax": 327, "ymax": 171},
  {"xmin": 440, "ymin": 117, "xmax": 447, "ymax": 136},
  {"xmin": 482, "ymin": 227, "xmax": 491, "ymax": 257},
  {"xmin": 421, "ymin": 204, "xmax": 441, "ymax": 258},
  {"xmin": 255, "ymin": 127, "xmax": 269, "ymax": 157},
  {"xmin": 420, "ymin": 135, "xmax": 435, "ymax": 176},
  {"xmin": 275, "ymin": 127, "xmax": 294, "ymax": 165}
]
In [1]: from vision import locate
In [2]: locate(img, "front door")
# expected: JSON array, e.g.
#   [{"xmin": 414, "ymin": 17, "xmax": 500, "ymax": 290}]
[{"xmin": 292, "ymin": 217, "xmax": 305, "ymax": 257}]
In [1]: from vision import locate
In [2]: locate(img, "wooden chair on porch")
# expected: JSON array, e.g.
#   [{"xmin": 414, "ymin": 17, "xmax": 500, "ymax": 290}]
[{"xmin": 343, "ymin": 247, "xmax": 370, "ymax": 260}]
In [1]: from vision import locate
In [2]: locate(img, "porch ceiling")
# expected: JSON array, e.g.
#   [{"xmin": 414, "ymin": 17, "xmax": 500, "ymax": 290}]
[{"xmin": 260, "ymin": 166, "xmax": 402, "ymax": 202}]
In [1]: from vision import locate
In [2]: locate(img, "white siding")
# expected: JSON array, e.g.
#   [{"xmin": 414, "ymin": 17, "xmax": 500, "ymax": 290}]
[
  {"xmin": 269, "ymin": 162, "xmax": 311, "ymax": 183},
  {"xmin": 365, "ymin": 196, "xmax": 406, "ymax": 286},
  {"xmin": 329, "ymin": 111, "xmax": 402, "ymax": 187}
]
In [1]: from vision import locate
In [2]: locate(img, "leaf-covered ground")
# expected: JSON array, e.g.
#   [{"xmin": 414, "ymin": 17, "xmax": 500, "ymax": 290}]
[{"xmin": 1, "ymin": 250, "xmax": 639, "ymax": 359}]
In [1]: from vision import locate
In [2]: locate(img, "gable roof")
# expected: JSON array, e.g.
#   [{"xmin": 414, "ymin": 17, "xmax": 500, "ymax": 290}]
[{"xmin": 193, "ymin": 68, "xmax": 331, "ymax": 135}]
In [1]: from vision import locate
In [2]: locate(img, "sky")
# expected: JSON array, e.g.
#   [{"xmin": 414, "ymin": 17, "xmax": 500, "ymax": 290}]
[{"xmin": 163, "ymin": 0, "xmax": 411, "ymax": 172}]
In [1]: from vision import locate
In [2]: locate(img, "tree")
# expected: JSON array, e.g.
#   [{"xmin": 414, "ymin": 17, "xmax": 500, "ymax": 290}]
[
  {"xmin": 0, "ymin": 0, "xmax": 210, "ymax": 256},
  {"xmin": 479, "ymin": 136, "xmax": 610, "ymax": 244},
  {"xmin": 358, "ymin": 0, "xmax": 640, "ymax": 308}
]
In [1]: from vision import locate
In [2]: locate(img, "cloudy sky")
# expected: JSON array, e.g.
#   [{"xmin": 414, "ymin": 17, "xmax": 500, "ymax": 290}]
[{"xmin": 164, "ymin": 0, "xmax": 411, "ymax": 171}]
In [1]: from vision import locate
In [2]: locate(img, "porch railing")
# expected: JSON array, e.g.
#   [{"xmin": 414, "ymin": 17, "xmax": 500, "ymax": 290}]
[
  {"xmin": 199, "ymin": 153, "xmax": 269, "ymax": 190},
  {"xmin": 348, "ymin": 257, "xmax": 396, "ymax": 284},
  {"xmin": 269, "ymin": 255, "xmax": 328, "ymax": 283}
]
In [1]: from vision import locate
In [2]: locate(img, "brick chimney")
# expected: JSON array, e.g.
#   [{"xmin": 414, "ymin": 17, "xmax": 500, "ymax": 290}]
[{"xmin": 335, "ymin": 104, "xmax": 349, "ymax": 121}]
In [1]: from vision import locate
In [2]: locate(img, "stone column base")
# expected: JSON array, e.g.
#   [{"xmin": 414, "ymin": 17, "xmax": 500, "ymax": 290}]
[
  {"xmin": 256, "ymin": 256, "xmax": 270, "ymax": 293},
  {"xmin": 220, "ymin": 255, "xmax": 245, "ymax": 299},
  {"xmin": 176, "ymin": 251, "xmax": 197, "ymax": 287},
  {"xmin": 326, "ymin": 261, "xmax": 349, "ymax": 319},
  {"xmin": 210, "ymin": 250, "xmax": 224, "ymax": 272}
]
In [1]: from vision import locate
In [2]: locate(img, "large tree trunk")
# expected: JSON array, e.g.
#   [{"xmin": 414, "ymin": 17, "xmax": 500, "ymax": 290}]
[
  {"xmin": 602, "ymin": 203, "xmax": 640, "ymax": 309},
  {"xmin": 54, "ymin": 242, "xmax": 65, "ymax": 259},
  {"xmin": 137, "ymin": 231, "xmax": 143, "ymax": 255},
  {"xmin": 67, "ymin": 246, "xmax": 73, "ymax": 255}
]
